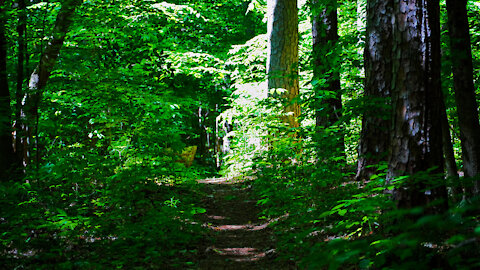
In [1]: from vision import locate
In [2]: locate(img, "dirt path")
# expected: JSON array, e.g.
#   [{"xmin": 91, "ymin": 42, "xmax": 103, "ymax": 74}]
[{"xmin": 195, "ymin": 178, "xmax": 295, "ymax": 270}]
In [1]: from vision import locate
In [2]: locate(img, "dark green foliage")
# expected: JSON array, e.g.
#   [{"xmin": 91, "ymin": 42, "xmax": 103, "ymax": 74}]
[
  {"xmin": 1, "ymin": 0, "xmax": 265, "ymax": 268},
  {"xmin": 2, "ymin": 0, "xmax": 480, "ymax": 268}
]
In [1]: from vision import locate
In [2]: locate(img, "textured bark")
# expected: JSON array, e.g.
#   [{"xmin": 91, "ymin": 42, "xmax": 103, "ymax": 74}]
[
  {"xmin": 267, "ymin": 0, "xmax": 300, "ymax": 128},
  {"xmin": 388, "ymin": 0, "xmax": 447, "ymax": 209},
  {"xmin": 312, "ymin": 0, "xmax": 344, "ymax": 154},
  {"xmin": 356, "ymin": 0, "xmax": 393, "ymax": 180},
  {"xmin": 0, "ymin": 0, "xmax": 15, "ymax": 178},
  {"xmin": 19, "ymin": 0, "xmax": 81, "ymax": 166},
  {"xmin": 446, "ymin": 0, "xmax": 480, "ymax": 194}
]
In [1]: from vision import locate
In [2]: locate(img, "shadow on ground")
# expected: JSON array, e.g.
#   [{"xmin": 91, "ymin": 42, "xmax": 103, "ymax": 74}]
[{"xmin": 195, "ymin": 178, "xmax": 295, "ymax": 270}]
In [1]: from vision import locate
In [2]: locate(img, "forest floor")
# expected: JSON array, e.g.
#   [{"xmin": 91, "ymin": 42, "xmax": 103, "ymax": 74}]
[{"xmin": 194, "ymin": 177, "xmax": 295, "ymax": 270}]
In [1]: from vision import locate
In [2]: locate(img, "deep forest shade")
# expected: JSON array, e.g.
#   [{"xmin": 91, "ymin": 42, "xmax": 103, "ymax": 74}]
[{"xmin": 1, "ymin": 0, "xmax": 480, "ymax": 268}]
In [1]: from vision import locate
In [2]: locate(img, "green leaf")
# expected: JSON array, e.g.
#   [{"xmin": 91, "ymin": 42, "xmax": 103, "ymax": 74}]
[{"xmin": 338, "ymin": 209, "xmax": 347, "ymax": 216}]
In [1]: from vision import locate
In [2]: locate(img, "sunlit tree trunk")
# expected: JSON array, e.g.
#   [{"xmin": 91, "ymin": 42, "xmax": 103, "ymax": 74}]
[
  {"xmin": 356, "ymin": 0, "xmax": 393, "ymax": 180},
  {"xmin": 267, "ymin": 0, "xmax": 299, "ymax": 128},
  {"xmin": 0, "ymin": 0, "xmax": 15, "ymax": 179},
  {"xmin": 388, "ymin": 0, "xmax": 447, "ymax": 209},
  {"xmin": 446, "ymin": 0, "xmax": 480, "ymax": 194},
  {"xmin": 312, "ymin": 0, "xmax": 343, "ymax": 155},
  {"xmin": 19, "ymin": 0, "xmax": 81, "ymax": 167}
]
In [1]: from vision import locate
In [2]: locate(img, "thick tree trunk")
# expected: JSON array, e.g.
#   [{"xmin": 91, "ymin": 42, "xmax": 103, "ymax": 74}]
[
  {"xmin": 267, "ymin": 0, "xmax": 300, "ymax": 128},
  {"xmin": 356, "ymin": 0, "xmax": 393, "ymax": 180},
  {"xmin": 0, "ymin": 0, "xmax": 15, "ymax": 179},
  {"xmin": 388, "ymin": 0, "xmax": 447, "ymax": 209},
  {"xmin": 19, "ymin": 0, "xmax": 81, "ymax": 166},
  {"xmin": 312, "ymin": 0, "xmax": 344, "ymax": 155},
  {"xmin": 446, "ymin": 0, "xmax": 480, "ymax": 194}
]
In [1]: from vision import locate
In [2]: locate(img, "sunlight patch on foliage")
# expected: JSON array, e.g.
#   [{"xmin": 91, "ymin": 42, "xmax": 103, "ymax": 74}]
[{"xmin": 152, "ymin": 2, "xmax": 207, "ymax": 22}]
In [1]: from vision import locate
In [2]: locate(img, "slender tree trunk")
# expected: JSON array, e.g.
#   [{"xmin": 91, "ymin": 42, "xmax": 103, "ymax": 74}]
[
  {"xmin": 14, "ymin": 0, "xmax": 27, "ymax": 167},
  {"xmin": 446, "ymin": 0, "xmax": 480, "ymax": 194},
  {"xmin": 440, "ymin": 102, "xmax": 458, "ymax": 179},
  {"xmin": 356, "ymin": 0, "xmax": 393, "ymax": 180},
  {"xmin": 19, "ymin": 0, "xmax": 81, "ymax": 166},
  {"xmin": 426, "ymin": 0, "xmax": 449, "ymax": 208},
  {"xmin": 0, "ymin": 0, "xmax": 15, "ymax": 179},
  {"xmin": 440, "ymin": 96, "xmax": 463, "ymax": 200},
  {"xmin": 198, "ymin": 105, "xmax": 206, "ymax": 162},
  {"xmin": 312, "ymin": 0, "xmax": 343, "ymax": 155},
  {"xmin": 267, "ymin": 0, "xmax": 300, "ymax": 128},
  {"xmin": 388, "ymin": 0, "xmax": 447, "ymax": 210}
]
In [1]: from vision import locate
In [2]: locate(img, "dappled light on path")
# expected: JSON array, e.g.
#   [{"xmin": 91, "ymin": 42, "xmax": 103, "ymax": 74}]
[
  {"xmin": 208, "ymin": 223, "xmax": 269, "ymax": 231},
  {"xmin": 195, "ymin": 177, "xmax": 293, "ymax": 269}
]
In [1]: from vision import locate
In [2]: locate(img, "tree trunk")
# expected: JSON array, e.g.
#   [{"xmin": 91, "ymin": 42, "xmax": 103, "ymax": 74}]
[
  {"xmin": 312, "ymin": 0, "xmax": 344, "ymax": 155},
  {"xmin": 440, "ymin": 102, "xmax": 458, "ymax": 179},
  {"xmin": 267, "ymin": 0, "xmax": 300, "ymax": 128},
  {"xmin": 440, "ymin": 96, "xmax": 463, "ymax": 200},
  {"xmin": 0, "ymin": 0, "xmax": 15, "ymax": 179},
  {"xmin": 356, "ymin": 0, "xmax": 393, "ymax": 180},
  {"xmin": 14, "ymin": 0, "xmax": 27, "ymax": 167},
  {"xmin": 388, "ymin": 0, "xmax": 447, "ymax": 210},
  {"xmin": 446, "ymin": 0, "xmax": 480, "ymax": 194},
  {"xmin": 19, "ymin": 0, "xmax": 81, "ymax": 166}
]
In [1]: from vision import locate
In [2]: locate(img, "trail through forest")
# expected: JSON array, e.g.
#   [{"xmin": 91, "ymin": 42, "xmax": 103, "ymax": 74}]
[{"xmin": 195, "ymin": 178, "xmax": 294, "ymax": 269}]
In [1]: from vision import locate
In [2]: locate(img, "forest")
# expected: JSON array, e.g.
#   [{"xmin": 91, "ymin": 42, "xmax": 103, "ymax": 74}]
[{"xmin": 1, "ymin": 0, "xmax": 480, "ymax": 268}]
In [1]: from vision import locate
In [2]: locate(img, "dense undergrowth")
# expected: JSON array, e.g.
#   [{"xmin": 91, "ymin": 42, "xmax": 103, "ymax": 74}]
[
  {"xmin": 0, "ymin": 88, "xmax": 213, "ymax": 267},
  {"xmin": 1, "ymin": 167, "xmax": 206, "ymax": 269},
  {"xmin": 3, "ymin": 0, "xmax": 480, "ymax": 269},
  {"xmin": 246, "ymin": 125, "xmax": 480, "ymax": 269},
  {"xmin": 1, "ymin": 0, "xmax": 265, "ymax": 268}
]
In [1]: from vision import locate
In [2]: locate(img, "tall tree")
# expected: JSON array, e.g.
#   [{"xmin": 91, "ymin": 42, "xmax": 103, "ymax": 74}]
[
  {"xmin": 267, "ymin": 0, "xmax": 300, "ymax": 128},
  {"xmin": 440, "ymin": 96, "xmax": 463, "ymax": 200},
  {"xmin": 446, "ymin": 0, "xmax": 480, "ymax": 194},
  {"xmin": 14, "ymin": 0, "xmax": 27, "ymax": 167},
  {"xmin": 312, "ymin": 0, "xmax": 343, "ymax": 155},
  {"xmin": 356, "ymin": 0, "xmax": 393, "ymax": 180},
  {"xmin": 0, "ymin": 0, "xmax": 14, "ymax": 178},
  {"xmin": 18, "ymin": 0, "xmax": 82, "ymax": 166},
  {"xmin": 388, "ymin": 0, "xmax": 447, "ymax": 209}
]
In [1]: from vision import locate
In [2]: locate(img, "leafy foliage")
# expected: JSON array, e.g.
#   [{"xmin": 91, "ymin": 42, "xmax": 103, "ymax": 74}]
[
  {"xmin": 2, "ymin": 0, "xmax": 480, "ymax": 268},
  {"xmin": 1, "ymin": 0, "xmax": 264, "ymax": 268}
]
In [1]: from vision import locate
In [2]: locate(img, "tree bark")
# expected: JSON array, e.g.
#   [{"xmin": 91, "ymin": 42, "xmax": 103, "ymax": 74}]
[
  {"xmin": 356, "ymin": 0, "xmax": 393, "ymax": 180},
  {"xmin": 267, "ymin": 0, "xmax": 300, "ymax": 128},
  {"xmin": 388, "ymin": 0, "xmax": 447, "ymax": 209},
  {"xmin": 19, "ymin": 0, "xmax": 82, "ymax": 166},
  {"xmin": 312, "ymin": 0, "xmax": 344, "ymax": 155},
  {"xmin": 0, "ymin": 0, "xmax": 15, "ymax": 179},
  {"xmin": 446, "ymin": 0, "xmax": 480, "ymax": 194}
]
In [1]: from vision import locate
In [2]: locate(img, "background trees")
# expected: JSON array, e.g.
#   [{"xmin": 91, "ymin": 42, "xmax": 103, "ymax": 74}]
[
  {"xmin": 312, "ymin": 0, "xmax": 343, "ymax": 155},
  {"xmin": 0, "ymin": 0, "xmax": 13, "ymax": 178}
]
